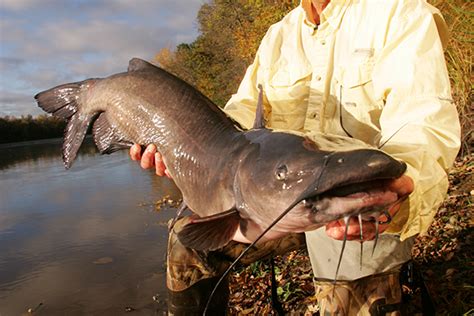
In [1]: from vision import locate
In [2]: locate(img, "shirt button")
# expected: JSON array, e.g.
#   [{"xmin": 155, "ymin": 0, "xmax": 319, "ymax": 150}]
[
  {"xmin": 320, "ymin": 39, "xmax": 326, "ymax": 45},
  {"xmin": 309, "ymin": 112, "xmax": 318, "ymax": 119},
  {"xmin": 316, "ymin": 75, "xmax": 322, "ymax": 81}
]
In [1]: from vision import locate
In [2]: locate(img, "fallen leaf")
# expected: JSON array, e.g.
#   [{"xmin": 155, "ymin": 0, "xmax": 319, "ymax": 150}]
[{"xmin": 93, "ymin": 257, "xmax": 114, "ymax": 265}]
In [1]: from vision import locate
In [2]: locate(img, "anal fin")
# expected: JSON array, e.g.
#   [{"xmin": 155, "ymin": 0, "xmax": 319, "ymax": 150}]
[{"xmin": 177, "ymin": 209, "xmax": 241, "ymax": 251}]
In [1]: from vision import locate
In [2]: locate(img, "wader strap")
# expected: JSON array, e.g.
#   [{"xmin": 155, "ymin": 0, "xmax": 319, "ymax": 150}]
[{"xmin": 400, "ymin": 261, "xmax": 436, "ymax": 315}]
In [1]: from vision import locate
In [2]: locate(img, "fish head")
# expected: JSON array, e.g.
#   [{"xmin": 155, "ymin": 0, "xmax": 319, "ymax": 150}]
[{"xmin": 235, "ymin": 130, "xmax": 407, "ymax": 234}]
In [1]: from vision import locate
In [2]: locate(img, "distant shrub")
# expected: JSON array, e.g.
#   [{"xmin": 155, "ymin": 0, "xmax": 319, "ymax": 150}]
[{"xmin": 0, "ymin": 115, "xmax": 66, "ymax": 143}]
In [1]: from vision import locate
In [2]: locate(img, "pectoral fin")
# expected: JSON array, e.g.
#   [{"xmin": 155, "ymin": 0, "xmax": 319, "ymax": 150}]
[{"xmin": 177, "ymin": 209, "xmax": 241, "ymax": 251}]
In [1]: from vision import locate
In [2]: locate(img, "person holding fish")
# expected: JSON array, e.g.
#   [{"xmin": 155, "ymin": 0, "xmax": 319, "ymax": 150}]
[{"xmin": 131, "ymin": 0, "xmax": 460, "ymax": 314}]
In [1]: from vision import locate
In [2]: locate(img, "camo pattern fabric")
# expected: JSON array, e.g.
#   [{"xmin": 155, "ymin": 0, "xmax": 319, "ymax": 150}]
[
  {"xmin": 167, "ymin": 216, "xmax": 306, "ymax": 291},
  {"xmin": 314, "ymin": 270, "xmax": 402, "ymax": 316}
]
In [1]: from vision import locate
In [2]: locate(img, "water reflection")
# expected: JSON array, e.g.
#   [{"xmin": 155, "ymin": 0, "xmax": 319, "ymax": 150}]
[{"xmin": 0, "ymin": 139, "xmax": 181, "ymax": 315}]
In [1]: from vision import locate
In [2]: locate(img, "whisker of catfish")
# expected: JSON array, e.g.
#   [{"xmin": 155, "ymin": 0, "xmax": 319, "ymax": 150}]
[
  {"xmin": 334, "ymin": 216, "xmax": 350, "ymax": 282},
  {"xmin": 168, "ymin": 202, "xmax": 188, "ymax": 232},
  {"xmin": 358, "ymin": 213, "xmax": 363, "ymax": 271},
  {"xmin": 372, "ymin": 214, "xmax": 380, "ymax": 257}
]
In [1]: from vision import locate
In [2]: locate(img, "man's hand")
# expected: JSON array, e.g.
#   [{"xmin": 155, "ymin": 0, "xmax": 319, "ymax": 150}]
[
  {"xmin": 325, "ymin": 175, "xmax": 414, "ymax": 241},
  {"xmin": 130, "ymin": 144, "xmax": 171, "ymax": 178}
]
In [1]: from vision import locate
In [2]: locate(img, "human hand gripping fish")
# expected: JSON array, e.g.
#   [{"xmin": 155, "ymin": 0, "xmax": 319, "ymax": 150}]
[
  {"xmin": 130, "ymin": 143, "xmax": 171, "ymax": 178},
  {"xmin": 325, "ymin": 175, "xmax": 413, "ymax": 241}
]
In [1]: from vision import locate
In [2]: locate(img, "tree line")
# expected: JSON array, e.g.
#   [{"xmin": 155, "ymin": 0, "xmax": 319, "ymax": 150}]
[
  {"xmin": 0, "ymin": 115, "xmax": 66, "ymax": 144},
  {"xmin": 155, "ymin": 0, "xmax": 299, "ymax": 107}
]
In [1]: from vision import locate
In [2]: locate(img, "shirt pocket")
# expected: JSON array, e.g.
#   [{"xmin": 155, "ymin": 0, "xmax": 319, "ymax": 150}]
[
  {"xmin": 264, "ymin": 64, "xmax": 312, "ymax": 131},
  {"xmin": 335, "ymin": 61, "xmax": 383, "ymax": 144}
]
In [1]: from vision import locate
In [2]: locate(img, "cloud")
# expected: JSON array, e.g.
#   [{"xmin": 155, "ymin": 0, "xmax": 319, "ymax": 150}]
[
  {"xmin": 0, "ymin": 0, "xmax": 51, "ymax": 11},
  {"xmin": 0, "ymin": 90, "xmax": 41, "ymax": 117},
  {"xmin": 0, "ymin": 57, "xmax": 25, "ymax": 70},
  {"xmin": 0, "ymin": 90, "xmax": 30, "ymax": 104},
  {"xmin": 0, "ymin": 0, "xmax": 204, "ymax": 116}
]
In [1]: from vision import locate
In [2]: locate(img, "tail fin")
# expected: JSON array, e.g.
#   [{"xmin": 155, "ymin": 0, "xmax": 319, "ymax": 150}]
[{"xmin": 34, "ymin": 80, "xmax": 97, "ymax": 169}]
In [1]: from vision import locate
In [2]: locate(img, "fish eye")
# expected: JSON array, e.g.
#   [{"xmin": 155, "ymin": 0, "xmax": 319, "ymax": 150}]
[{"xmin": 275, "ymin": 165, "xmax": 288, "ymax": 181}]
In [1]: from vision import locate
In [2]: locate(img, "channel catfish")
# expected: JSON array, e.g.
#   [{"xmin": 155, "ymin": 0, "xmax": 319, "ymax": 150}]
[{"xmin": 35, "ymin": 58, "xmax": 406, "ymax": 251}]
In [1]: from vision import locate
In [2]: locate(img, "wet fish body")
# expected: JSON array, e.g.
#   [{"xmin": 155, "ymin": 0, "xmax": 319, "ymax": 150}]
[{"xmin": 35, "ymin": 58, "xmax": 406, "ymax": 251}]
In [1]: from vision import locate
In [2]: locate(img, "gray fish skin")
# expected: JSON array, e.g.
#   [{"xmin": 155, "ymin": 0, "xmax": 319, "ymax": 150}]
[{"xmin": 35, "ymin": 58, "xmax": 407, "ymax": 250}]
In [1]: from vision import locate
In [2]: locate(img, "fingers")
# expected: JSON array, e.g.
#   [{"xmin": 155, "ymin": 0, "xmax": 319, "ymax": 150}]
[
  {"xmin": 129, "ymin": 144, "xmax": 143, "ymax": 161},
  {"xmin": 326, "ymin": 204, "xmax": 405, "ymax": 241},
  {"xmin": 325, "ymin": 217, "xmax": 376, "ymax": 241},
  {"xmin": 140, "ymin": 144, "xmax": 157, "ymax": 169},
  {"xmin": 155, "ymin": 152, "xmax": 167, "ymax": 177},
  {"xmin": 325, "ymin": 175, "xmax": 415, "ymax": 241},
  {"xmin": 389, "ymin": 175, "xmax": 414, "ymax": 197},
  {"xmin": 130, "ymin": 143, "xmax": 171, "ymax": 178}
]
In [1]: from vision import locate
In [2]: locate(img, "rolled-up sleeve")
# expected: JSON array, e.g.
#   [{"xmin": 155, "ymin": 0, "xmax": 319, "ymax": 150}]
[{"xmin": 372, "ymin": 8, "xmax": 461, "ymax": 239}]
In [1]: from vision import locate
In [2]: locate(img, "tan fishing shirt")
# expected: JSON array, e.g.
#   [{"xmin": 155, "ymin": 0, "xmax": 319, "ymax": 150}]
[{"xmin": 224, "ymin": 0, "xmax": 460, "ymax": 241}]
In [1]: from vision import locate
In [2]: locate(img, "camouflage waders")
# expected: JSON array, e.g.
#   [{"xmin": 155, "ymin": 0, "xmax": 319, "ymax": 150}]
[
  {"xmin": 167, "ymin": 217, "xmax": 410, "ymax": 315},
  {"xmin": 166, "ymin": 216, "xmax": 305, "ymax": 315},
  {"xmin": 314, "ymin": 270, "xmax": 404, "ymax": 316}
]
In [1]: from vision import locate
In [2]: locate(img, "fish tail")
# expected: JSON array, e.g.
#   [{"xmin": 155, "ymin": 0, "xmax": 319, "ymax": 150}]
[{"xmin": 34, "ymin": 80, "xmax": 98, "ymax": 169}]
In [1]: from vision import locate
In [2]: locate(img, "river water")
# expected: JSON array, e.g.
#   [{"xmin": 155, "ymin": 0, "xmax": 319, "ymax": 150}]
[{"xmin": 0, "ymin": 139, "xmax": 181, "ymax": 315}]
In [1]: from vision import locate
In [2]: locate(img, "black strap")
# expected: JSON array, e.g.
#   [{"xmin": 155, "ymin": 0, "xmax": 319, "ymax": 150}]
[
  {"xmin": 400, "ymin": 261, "xmax": 436, "ymax": 315},
  {"xmin": 418, "ymin": 269, "xmax": 436, "ymax": 315}
]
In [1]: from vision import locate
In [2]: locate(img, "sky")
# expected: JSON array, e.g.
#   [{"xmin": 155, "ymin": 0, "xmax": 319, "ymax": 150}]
[{"xmin": 0, "ymin": 0, "xmax": 204, "ymax": 117}]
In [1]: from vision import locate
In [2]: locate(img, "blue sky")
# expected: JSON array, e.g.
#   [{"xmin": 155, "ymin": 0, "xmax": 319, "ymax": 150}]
[{"xmin": 0, "ymin": 0, "xmax": 204, "ymax": 117}]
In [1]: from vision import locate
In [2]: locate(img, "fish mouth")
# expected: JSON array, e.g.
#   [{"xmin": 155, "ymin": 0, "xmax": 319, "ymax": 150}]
[
  {"xmin": 299, "ymin": 149, "xmax": 407, "ymax": 222},
  {"xmin": 302, "ymin": 178, "xmax": 401, "ymax": 222},
  {"xmin": 322, "ymin": 179, "xmax": 393, "ymax": 197}
]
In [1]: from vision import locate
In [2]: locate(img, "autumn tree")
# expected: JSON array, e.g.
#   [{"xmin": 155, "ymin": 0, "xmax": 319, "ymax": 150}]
[{"xmin": 155, "ymin": 0, "xmax": 298, "ymax": 106}]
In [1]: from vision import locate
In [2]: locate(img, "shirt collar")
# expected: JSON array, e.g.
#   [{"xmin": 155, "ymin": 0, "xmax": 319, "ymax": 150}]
[{"xmin": 300, "ymin": 0, "xmax": 351, "ymax": 31}]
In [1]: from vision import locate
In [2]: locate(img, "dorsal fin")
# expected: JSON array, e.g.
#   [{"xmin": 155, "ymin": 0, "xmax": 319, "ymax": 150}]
[
  {"xmin": 252, "ymin": 84, "xmax": 266, "ymax": 129},
  {"xmin": 128, "ymin": 58, "xmax": 157, "ymax": 72}
]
